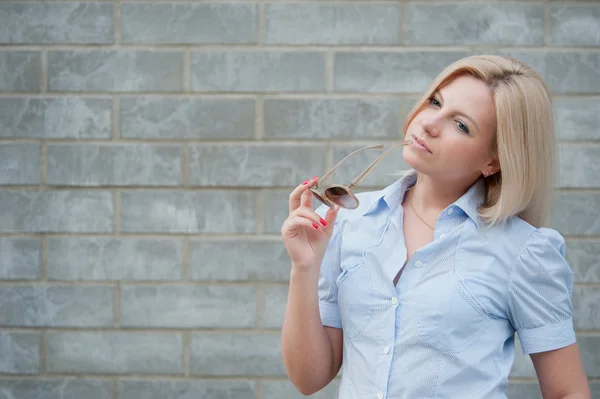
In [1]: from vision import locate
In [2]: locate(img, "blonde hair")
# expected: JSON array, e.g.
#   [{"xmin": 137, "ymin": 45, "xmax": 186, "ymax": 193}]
[{"xmin": 403, "ymin": 55, "xmax": 556, "ymax": 228}]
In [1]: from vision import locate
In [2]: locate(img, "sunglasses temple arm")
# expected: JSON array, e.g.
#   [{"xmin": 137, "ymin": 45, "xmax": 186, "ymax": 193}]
[
  {"xmin": 349, "ymin": 140, "xmax": 412, "ymax": 188},
  {"xmin": 318, "ymin": 144, "xmax": 385, "ymax": 183}
]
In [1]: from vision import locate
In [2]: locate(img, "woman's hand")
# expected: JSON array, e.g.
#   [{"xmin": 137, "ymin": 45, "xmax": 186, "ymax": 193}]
[{"xmin": 281, "ymin": 177, "xmax": 339, "ymax": 272}]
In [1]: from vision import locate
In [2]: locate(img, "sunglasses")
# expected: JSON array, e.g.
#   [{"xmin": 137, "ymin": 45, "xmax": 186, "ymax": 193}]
[{"xmin": 310, "ymin": 140, "xmax": 412, "ymax": 210}]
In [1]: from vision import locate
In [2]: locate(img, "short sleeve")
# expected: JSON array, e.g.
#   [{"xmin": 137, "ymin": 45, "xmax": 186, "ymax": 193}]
[
  {"xmin": 508, "ymin": 227, "xmax": 576, "ymax": 354},
  {"xmin": 315, "ymin": 204, "xmax": 343, "ymax": 329}
]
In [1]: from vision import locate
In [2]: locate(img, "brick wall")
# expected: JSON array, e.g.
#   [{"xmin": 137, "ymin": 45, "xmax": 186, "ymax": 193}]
[{"xmin": 0, "ymin": 1, "xmax": 599, "ymax": 398}]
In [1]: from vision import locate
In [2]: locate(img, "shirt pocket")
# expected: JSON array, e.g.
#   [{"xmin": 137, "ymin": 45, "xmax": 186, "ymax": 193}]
[
  {"xmin": 414, "ymin": 269, "xmax": 491, "ymax": 353},
  {"xmin": 336, "ymin": 261, "xmax": 374, "ymax": 339}
]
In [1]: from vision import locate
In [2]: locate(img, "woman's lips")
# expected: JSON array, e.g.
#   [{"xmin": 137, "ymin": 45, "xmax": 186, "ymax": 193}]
[{"xmin": 412, "ymin": 136, "xmax": 431, "ymax": 153}]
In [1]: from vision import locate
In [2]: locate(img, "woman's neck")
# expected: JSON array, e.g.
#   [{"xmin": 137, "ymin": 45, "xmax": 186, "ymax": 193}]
[{"xmin": 409, "ymin": 173, "xmax": 475, "ymax": 214}]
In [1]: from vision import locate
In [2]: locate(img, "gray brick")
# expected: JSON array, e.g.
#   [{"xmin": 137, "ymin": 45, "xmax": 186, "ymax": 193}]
[
  {"xmin": 0, "ymin": 332, "xmax": 40, "ymax": 374},
  {"xmin": 120, "ymin": 380, "xmax": 256, "ymax": 399},
  {"xmin": 331, "ymin": 143, "xmax": 410, "ymax": 187},
  {"xmin": 47, "ymin": 332, "xmax": 183, "ymax": 374},
  {"xmin": 0, "ymin": 285, "xmax": 113, "ymax": 327},
  {"xmin": 408, "ymin": 4, "xmax": 544, "ymax": 45},
  {"xmin": 573, "ymin": 287, "xmax": 600, "ymax": 330},
  {"xmin": 554, "ymin": 98, "xmax": 600, "ymax": 141},
  {"xmin": 334, "ymin": 52, "xmax": 468, "ymax": 93},
  {"xmin": 565, "ymin": 240, "xmax": 600, "ymax": 283},
  {"xmin": 48, "ymin": 51, "xmax": 183, "ymax": 92},
  {"xmin": 263, "ymin": 285, "xmax": 288, "ymax": 328},
  {"xmin": 499, "ymin": 51, "xmax": 600, "ymax": 94},
  {"xmin": 120, "ymin": 98, "xmax": 255, "ymax": 140},
  {"xmin": 558, "ymin": 146, "xmax": 600, "ymax": 188},
  {"xmin": 550, "ymin": 193, "xmax": 600, "ymax": 236},
  {"xmin": 121, "ymin": 3, "xmax": 257, "ymax": 44},
  {"xmin": 0, "ymin": 238, "xmax": 41, "ymax": 280},
  {"xmin": 264, "ymin": 98, "xmax": 401, "ymax": 140},
  {"xmin": 0, "ymin": 51, "xmax": 40, "ymax": 92},
  {"xmin": 189, "ymin": 144, "xmax": 326, "ymax": 187},
  {"xmin": 0, "ymin": 191, "xmax": 113, "ymax": 233},
  {"xmin": 191, "ymin": 52, "xmax": 326, "ymax": 92},
  {"xmin": 190, "ymin": 240, "xmax": 290, "ymax": 282},
  {"xmin": 120, "ymin": 285, "xmax": 256, "ymax": 328},
  {"xmin": 0, "ymin": 379, "xmax": 112, "ymax": 399},
  {"xmin": 507, "ymin": 384, "xmax": 541, "ymax": 399},
  {"xmin": 265, "ymin": 4, "xmax": 401, "ymax": 45},
  {"xmin": 262, "ymin": 380, "xmax": 340, "ymax": 399},
  {"xmin": 0, "ymin": 143, "xmax": 40, "ymax": 185},
  {"xmin": 47, "ymin": 238, "xmax": 183, "ymax": 281},
  {"xmin": 579, "ymin": 335, "xmax": 600, "ymax": 377},
  {"xmin": 0, "ymin": 97, "xmax": 112, "ymax": 139},
  {"xmin": 120, "ymin": 190, "xmax": 256, "ymax": 233},
  {"xmin": 263, "ymin": 190, "xmax": 293, "ymax": 234},
  {"xmin": 0, "ymin": 3, "xmax": 113, "ymax": 44},
  {"xmin": 47, "ymin": 144, "xmax": 182, "ymax": 186},
  {"xmin": 551, "ymin": 5, "xmax": 600, "ymax": 46},
  {"xmin": 190, "ymin": 333, "xmax": 284, "ymax": 376}
]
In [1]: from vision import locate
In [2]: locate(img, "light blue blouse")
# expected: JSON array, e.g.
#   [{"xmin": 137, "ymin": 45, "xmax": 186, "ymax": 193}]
[{"xmin": 316, "ymin": 171, "xmax": 576, "ymax": 399}]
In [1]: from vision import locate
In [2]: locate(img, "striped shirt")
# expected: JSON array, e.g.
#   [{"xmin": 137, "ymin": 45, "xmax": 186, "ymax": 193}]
[{"xmin": 316, "ymin": 171, "xmax": 575, "ymax": 399}]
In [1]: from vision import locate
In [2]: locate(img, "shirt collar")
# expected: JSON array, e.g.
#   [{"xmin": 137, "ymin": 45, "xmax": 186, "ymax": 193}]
[{"xmin": 362, "ymin": 170, "xmax": 486, "ymax": 228}]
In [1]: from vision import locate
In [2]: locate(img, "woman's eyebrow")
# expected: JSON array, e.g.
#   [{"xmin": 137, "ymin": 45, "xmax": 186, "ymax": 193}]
[{"xmin": 435, "ymin": 90, "xmax": 480, "ymax": 132}]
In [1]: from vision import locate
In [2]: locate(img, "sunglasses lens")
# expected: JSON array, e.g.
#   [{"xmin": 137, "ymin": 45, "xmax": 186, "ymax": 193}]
[{"xmin": 325, "ymin": 187, "xmax": 358, "ymax": 209}]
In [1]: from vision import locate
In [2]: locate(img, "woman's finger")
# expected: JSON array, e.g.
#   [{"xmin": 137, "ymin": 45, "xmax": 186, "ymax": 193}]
[{"xmin": 289, "ymin": 176, "xmax": 318, "ymax": 213}]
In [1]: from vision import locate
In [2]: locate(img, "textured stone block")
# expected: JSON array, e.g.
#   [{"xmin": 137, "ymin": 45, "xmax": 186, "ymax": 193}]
[
  {"xmin": 121, "ymin": 3, "xmax": 257, "ymax": 44},
  {"xmin": 578, "ymin": 335, "xmax": 600, "ymax": 377},
  {"xmin": 120, "ymin": 285, "xmax": 256, "ymax": 328},
  {"xmin": 550, "ymin": 193, "xmax": 600, "ymax": 236},
  {"xmin": 263, "ymin": 190, "xmax": 292, "ymax": 234},
  {"xmin": 0, "ymin": 191, "xmax": 113, "ymax": 233},
  {"xmin": 0, "ymin": 3, "xmax": 113, "ymax": 44},
  {"xmin": 262, "ymin": 380, "xmax": 340, "ymax": 399},
  {"xmin": 554, "ymin": 98, "xmax": 600, "ymax": 141},
  {"xmin": 120, "ymin": 380, "xmax": 256, "ymax": 399},
  {"xmin": 507, "ymin": 384, "xmax": 541, "ymax": 399},
  {"xmin": 551, "ymin": 5, "xmax": 600, "ymax": 46},
  {"xmin": 558, "ymin": 146, "xmax": 600, "ymax": 188},
  {"xmin": 191, "ymin": 52, "xmax": 325, "ymax": 92},
  {"xmin": 48, "ymin": 51, "xmax": 183, "ymax": 92},
  {"xmin": 0, "ymin": 98, "xmax": 112, "ymax": 139},
  {"xmin": 0, "ymin": 285, "xmax": 113, "ymax": 327},
  {"xmin": 47, "ymin": 144, "xmax": 182, "ymax": 186},
  {"xmin": 565, "ymin": 240, "xmax": 600, "ymax": 283},
  {"xmin": 572, "ymin": 287, "xmax": 600, "ymax": 330},
  {"xmin": 47, "ymin": 332, "xmax": 183, "ymax": 374},
  {"xmin": 408, "ymin": 4, "xmax": 544, "ymax": 45},
  {"xmin": 120, "ymin": 98, "xmax": 255, "ymax": 139},
  {"xmin": 190, "ymin": 239, "xmax": 290, "ymax": 282},
  {"xmin": 0, "ymin": 332, "xmax": 40, "ymax": 374},
  {"xmin": 334, "ymin": 52, "xmax": 468, "ymax": 93},
  {"xmin": 0, "ymin": 379, "xmax": 112, "ymax": 399},
  {"xmin": 47, "ymin": 238, "xmax": 183, "ymax": 281},
  {"xmin": 263, "ymin": 285, "xmax": 288, "ymax": 328},
  {"xmin": 265, "ymin": 4, "xmax": 401, "ymax": 45},
  {"xmin": 188, "ymin": 144, "xmax": 326, "ymax": 187},
  {"xmin": 264, "ymin": 98, "xmax": 401, "ymax": 140},
  {"xmin": 0, "ymin": 143, "xmax": 40, "ymax": 184},
  {"xmin": 120, "ymin": 190, "xmax": 256, "ymax": 233},
  {"xmin": 190, "ymin": 333, "xmax": 284, "ymax": 376},
  {"xmin": 0, "ymin": 51, "xmax": 40, "ymax": 91},
  {"xmin": 0, "ymin": 238, "xmax": 41, "ymax": 279}
]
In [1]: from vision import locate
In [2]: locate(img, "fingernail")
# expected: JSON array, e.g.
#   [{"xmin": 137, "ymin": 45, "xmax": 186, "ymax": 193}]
[
  {"xmin": 312, "ymin": 176, "xmax": 318, "ymax": 180},
  {"xmin": 320, "ymin": 218, "xmax": 327, "ymax": 227},
  {"xmin": 302, "ymin": 181, "xmax": 309, "ymax": 185},
  {"xmin": 312, "ymin": 222, "xmax": 319, "ymax": 229}
]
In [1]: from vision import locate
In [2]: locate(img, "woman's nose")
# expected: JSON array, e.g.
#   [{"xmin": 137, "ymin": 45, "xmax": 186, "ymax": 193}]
[{"xmin": 420, "ymin": 118, "xmax": 440, "ymax": 137}]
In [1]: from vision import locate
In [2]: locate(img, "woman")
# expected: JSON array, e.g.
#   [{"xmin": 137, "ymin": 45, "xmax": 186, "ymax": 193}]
[{"xmin": 280, "ymin": 55, "xmax": 591, "ymax": 398}]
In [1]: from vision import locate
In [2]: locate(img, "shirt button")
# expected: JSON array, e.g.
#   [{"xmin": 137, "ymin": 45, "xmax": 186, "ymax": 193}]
[
  {"xmin": 383, "ymin": 346, "xmax": 390, "ymax": 354},
  {"xmin": 377, "ymin": 393, "xmax": 384, "ymax": 399},
  {"xmin": 391, "ymin": 297, "xmax": 398, "ymax": 305},
  {"xmin": 448, "ymin": 208, "xmax": 454, "ymax": 216},
  {"xmin": 414, "ymin": 260, "xmax": 423, "ymax": 268}
]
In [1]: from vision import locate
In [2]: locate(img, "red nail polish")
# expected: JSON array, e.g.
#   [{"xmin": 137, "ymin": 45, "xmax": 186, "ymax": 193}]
[
  {"xmin": 302, "ymin": 181, "xmax": 309, "ymax": 185},
  {"xmin": 312, "ymin": 222, "xmax": 319, "ymax": 229},
  {"xmin": 320, "ymin": 218, "xmax": 327, "ymax": 227},
  {"xmin": 312, "ymin": 176, "xmax": 318, "ymax": 180}
]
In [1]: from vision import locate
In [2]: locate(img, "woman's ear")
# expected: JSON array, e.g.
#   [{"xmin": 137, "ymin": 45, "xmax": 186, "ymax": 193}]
[{"xmin": 481, "ymin": 158, "xmax": 500, "ymax": 177}]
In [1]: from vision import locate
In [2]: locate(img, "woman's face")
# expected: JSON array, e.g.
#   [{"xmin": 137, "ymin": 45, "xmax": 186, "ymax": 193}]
[{"xmin": 403, "ymin": 74, "xmax": 499, "ymax": 185}]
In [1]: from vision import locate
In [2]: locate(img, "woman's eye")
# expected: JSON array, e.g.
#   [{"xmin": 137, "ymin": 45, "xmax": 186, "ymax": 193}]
[
  {"xmin": 429, "ymin": 97, "xmax": 441, "ymax": 107},
  {"xmin": 457, "ymin": 120, "xmax": 470, "ymax": 134}
]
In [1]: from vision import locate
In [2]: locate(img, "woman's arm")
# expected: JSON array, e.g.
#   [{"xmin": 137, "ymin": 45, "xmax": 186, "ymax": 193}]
[{"xmin": 531, "ymin": 343, "xmax": 591, "ymax": 399}]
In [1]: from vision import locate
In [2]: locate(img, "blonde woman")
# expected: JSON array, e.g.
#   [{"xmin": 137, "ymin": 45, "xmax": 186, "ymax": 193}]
[{"xmin": 280, "ymin": 55, "xmax": 591, "ymax": 398}]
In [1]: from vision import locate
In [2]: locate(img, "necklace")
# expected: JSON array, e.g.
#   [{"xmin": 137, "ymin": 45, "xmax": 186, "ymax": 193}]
[{"xmin": 408, "ymin": 190, "xmax": 435, "ymax": 230}]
